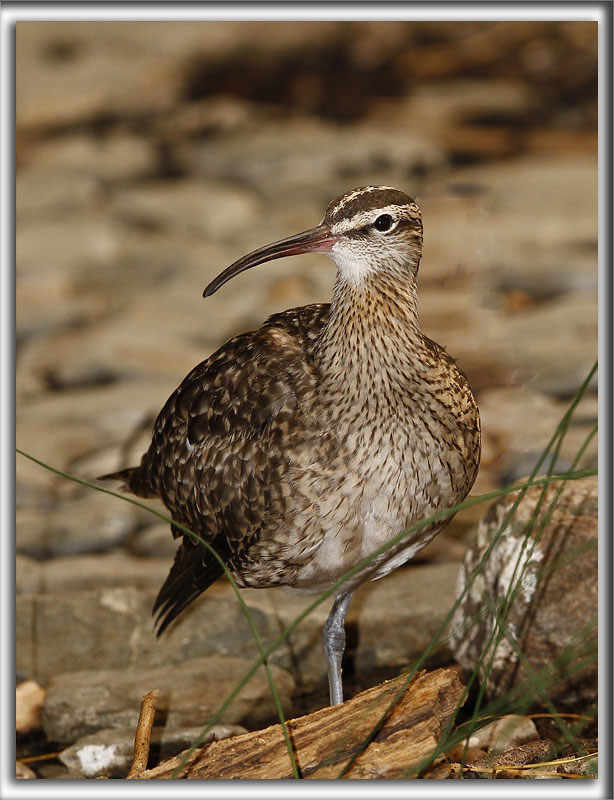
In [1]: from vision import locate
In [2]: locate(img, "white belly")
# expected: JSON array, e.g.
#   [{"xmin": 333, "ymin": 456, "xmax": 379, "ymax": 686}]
[{"xmin": 289, "ymin": 439, "xmax": 457, "ymax": 593}]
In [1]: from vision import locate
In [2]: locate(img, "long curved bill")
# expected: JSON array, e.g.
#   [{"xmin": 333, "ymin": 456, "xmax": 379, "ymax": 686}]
[{"xmin": 203, "ymin": 223, "xmax": 336, "ymax": 297}]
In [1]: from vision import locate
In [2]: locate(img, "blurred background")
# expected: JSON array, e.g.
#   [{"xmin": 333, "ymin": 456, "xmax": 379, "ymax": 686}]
[{"xmin": 15, "ymin": 20, "xmax": 598, "ymax": 776}]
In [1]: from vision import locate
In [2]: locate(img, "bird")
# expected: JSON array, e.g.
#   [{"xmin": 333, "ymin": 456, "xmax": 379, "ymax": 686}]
[{"xmin": 101, "ymin": 185, "xmax": 481, "ymax": 706}]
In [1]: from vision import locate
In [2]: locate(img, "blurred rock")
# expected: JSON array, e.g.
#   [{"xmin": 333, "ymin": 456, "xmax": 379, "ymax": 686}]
[
  {"xmin": 155, "ymin": 96, "xmax": 255, "ymax": 140},
  {"xmin": 452, "ymin": 154, "xmax": 597, "ymax": 260},
  {"xmin": 17, "ymin": 22, "xmax": 187, "ymax": 131},
  {"xmin": 16, "ymin": 21, "xmax": 350, "ymax": 132},
  {"xmin": 398, "ymin": 79, "xmax": 536, "ymax": 131},
  {"xmin": 16, "ymin": 420, "xmax": 106, "ymax": 507},
  {"xmin": 17, "ymin": 214, "xmax": 121, "ymax": 287},
  {"xmin": 15, "ymin": 554, "xmax": 41, "ymax": 594},
  {"xmin": 418, "ymin": 287, "xmax": 509, "ymax": 395},
  {"xmin": 16, "ymin": 680, "xmax": 46, "ymax": 733},
  {"xmin": 465, "ymin": 714, "xmax": 540, "ymax": 753},
  {"xmin": 22, "ymin": 132, "xmax": 158, "ymax": 184},
  {"xmin": 16, "ymin": 169, "xmax": 100, "ymax": 223},
  {"xmin": 59, "ymin": 723, "xmax": 246, "ymax": 778},
  {"xmin": 42, "ymin": 657, "xmax": 294, "ymax": 742},
  {"xmin": 17, "ymin": 379, "xmax": 171, "ymax": 449},
  {"xmin": 16, "ymin": 491, "xmax": 138, "ymax": 558},
  {"xmin": 478, "ymin": 385, "xmax": 598, "ymax": 485},
  {"xmin": 450, "ymin": 476, "xmax": 597, "ymax": 707},
  {"xmin": 17, "ymin": 559, "xmax": 459, "ymax": 690},
  {"xmin": 16, "ymin": 553, "xmax": 168, "ymax": 594},
  {"xmin": 110, "ymin": 180, "xmax": 258, "ymax": 241},
  {"xmin": 16, "ymin": 281, "xmax": 225, "ymax": 394},
  {"xmin": 491, "ymin": 296, "xmax": 598, "ymax": 398},
  {"xmin": 30, "ymin": 762, "xmax": 73, "ymax": 780},
  {"xmin": 17, "ymin": 586, "xmax": 152, "ymax": 682},
  {"xmin": 131, "ymin": 523, "xmax": 181, "ymax": 559},
  {"xmin": 16, "ymin": 215, "xmax": 119, "ymax": 343},
  {"xmin": 184, "ymin": 117, "xmax": 444, "ymax": 196},
  {"xmin": 488, "ymin": 254, "xmax": 597, "ymax": 304},
  {"xmin": 16, "ymin": 761, "xmax": 37, "ymax": 780}
]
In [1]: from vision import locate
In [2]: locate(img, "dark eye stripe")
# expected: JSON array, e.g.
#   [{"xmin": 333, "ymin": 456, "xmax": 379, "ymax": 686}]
[{"xmin": 341, "ymin": 216, "xmax": 419, "ymax": 239}]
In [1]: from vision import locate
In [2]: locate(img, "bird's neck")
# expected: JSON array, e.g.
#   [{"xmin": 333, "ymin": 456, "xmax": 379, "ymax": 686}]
[{"xmin": 314, "ymin": 269, "xmax": 427, "ymax": 398}]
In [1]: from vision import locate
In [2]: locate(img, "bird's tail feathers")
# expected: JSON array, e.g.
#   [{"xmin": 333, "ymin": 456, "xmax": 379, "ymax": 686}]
[
  {"xmin": 152, "ymin": 538, "xmax": 227, "ymax": 636},
  {"xmin": 98, "ymin": 466, "xmax": 158, "ymax": 497}
]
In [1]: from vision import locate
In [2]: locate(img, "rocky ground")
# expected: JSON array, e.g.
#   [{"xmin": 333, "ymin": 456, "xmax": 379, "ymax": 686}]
[{"xmin": 15, "ymin": 21, "xmax": 598, "ymax": 778}]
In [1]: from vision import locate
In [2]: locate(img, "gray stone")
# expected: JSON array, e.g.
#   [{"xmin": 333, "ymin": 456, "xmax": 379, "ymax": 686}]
[
  {"xmin": 450, "ymin": 476, "xmax": 598, "ymax": 707},
  {"xmin": 15, "ymin": 212, "xmax": 219, "ymax": 350},
  {"xmin": 465, "ymin": 714, "xmax": 540, "ymax": 753},
  {"xmin": 177, "ymin": 561, "xmax": 461, "ymax": 684},
  {"xmin": 185, "ymin": 118, "xmax": 444, "ymax": 195},
  {"xmin": 16, "ymin": 167, "xmax": 101, "ymax": 223},
  {"xmin": 17, "ymin": 378, "xmax": 172, "ymax": 459},
  {"xmin": 59, "ymin": 723, "xmax": 246, "ymax": 778},
  {"xmin": 490, "ymin": 295, "xmax": 598, "ymax": 398},
  {"xmin": 16, "ymin": 578, "xmax": 281, "ymax": 683},
  {"xmin": 130, "ymin": 523, "xmax": 182, "ymax": 559},
  {"xmin": 16, "ymin": 283, "xmax": 223, "ymax": 394},
  {"xmin": 17, "ymin": 214, "xmax": 122, "ymax": 288},
  {"xmin": 488, "ymin": 254, "xmax": 597, "ymax": 303},
  {"xmin": 25, "ymin": 132, "xmax": 157, "ymax": 183},
  {"xmin": 16, "ymin": 418, "xmax": 107, "ymax": 507},
  {"xmin": 17, "ymin": 586, "xmax": 153, "ymax": 682},
  {"xmin": 478, "ymin": 386, "xmax": 598, "ymax": 485},
  {"xmin": 16, "ymin": 761, "xmax": 37, "ymax": 780},
  {"xmin": 16, "ymin": 491, "xmax": 139, "ymax": 558},
  {"xmin": 16, "ymin": 680, "xmax": 46, "ymax": 733},
  {"xmin": 42, "ymin": 657, "xmax": 294, "ymax": 742},
  {"xmin": 16, "ymin": 21, "xmax": 348, "ymax": 131},
  {"xmin": 400, "ymin": 79, "xmax": 535, "ymax": 130},
  {"xmin": 17, "ymin": 557, "xmax": 460, "ymax": 694},
  {"xmin": 110, "ymin": 180, "xmax": 258, "ymax": 241},
  {"xmin": 16, "ymin": 552, "xmax": 169, "ymax": 595}
]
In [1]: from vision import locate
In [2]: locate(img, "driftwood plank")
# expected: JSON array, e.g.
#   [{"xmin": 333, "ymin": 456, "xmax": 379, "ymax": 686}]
[{"xmin": 140, "ymin": 668, "xmax": 464, "ymax": 779}]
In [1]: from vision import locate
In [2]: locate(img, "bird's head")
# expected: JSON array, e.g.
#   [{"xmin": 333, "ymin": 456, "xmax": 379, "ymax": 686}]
[{"xmin": 203, "ymin": 186, "xmax": 423, "ymax": 297}]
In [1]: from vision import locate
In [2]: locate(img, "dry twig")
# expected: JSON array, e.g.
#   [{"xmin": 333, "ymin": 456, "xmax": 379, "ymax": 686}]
[{"xmin": 126, "ymin": 689, "xmax": 159, "ymax": 779}]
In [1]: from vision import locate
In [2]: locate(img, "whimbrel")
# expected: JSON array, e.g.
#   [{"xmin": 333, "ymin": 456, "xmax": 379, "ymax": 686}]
[{"xmin": 102, "ymin": 186, "xmax": 481, "ymax": 705}]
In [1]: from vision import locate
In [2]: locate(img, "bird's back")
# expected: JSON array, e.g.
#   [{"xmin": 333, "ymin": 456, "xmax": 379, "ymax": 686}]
[
  {"xmin": 109, "ymin": 304, "xmax": 330, "ymax": 631},
  {"xmin": 126, "ymin": 303, "xmax": 329, "ymax": 501}
]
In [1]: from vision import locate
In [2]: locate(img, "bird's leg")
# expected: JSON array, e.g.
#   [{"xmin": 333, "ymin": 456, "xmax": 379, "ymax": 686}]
[{"xmin": 322, "ymin": 591, "xmax": 354, "ymax": 705}]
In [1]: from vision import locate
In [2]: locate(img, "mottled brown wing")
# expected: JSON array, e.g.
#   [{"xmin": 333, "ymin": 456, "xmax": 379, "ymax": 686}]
[{"xmin": 118, "ymin": 304, "xmax": 329, "ymax": 633}]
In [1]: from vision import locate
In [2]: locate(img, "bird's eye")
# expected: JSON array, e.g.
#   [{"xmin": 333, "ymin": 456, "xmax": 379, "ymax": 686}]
[{"xmin": 373, "ymin": 214, "xmax": 394, "ymax": 232}]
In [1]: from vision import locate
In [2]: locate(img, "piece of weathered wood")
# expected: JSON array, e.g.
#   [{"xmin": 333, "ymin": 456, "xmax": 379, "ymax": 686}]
[{"xmin": 139, "ymin": 667, "xmax": 464, "ymax": 779}]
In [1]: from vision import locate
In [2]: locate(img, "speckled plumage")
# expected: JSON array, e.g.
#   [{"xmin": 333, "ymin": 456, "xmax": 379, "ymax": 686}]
[{"xmin": 103, "ymin": 186, "xmax": 480, "ymax": 667}]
